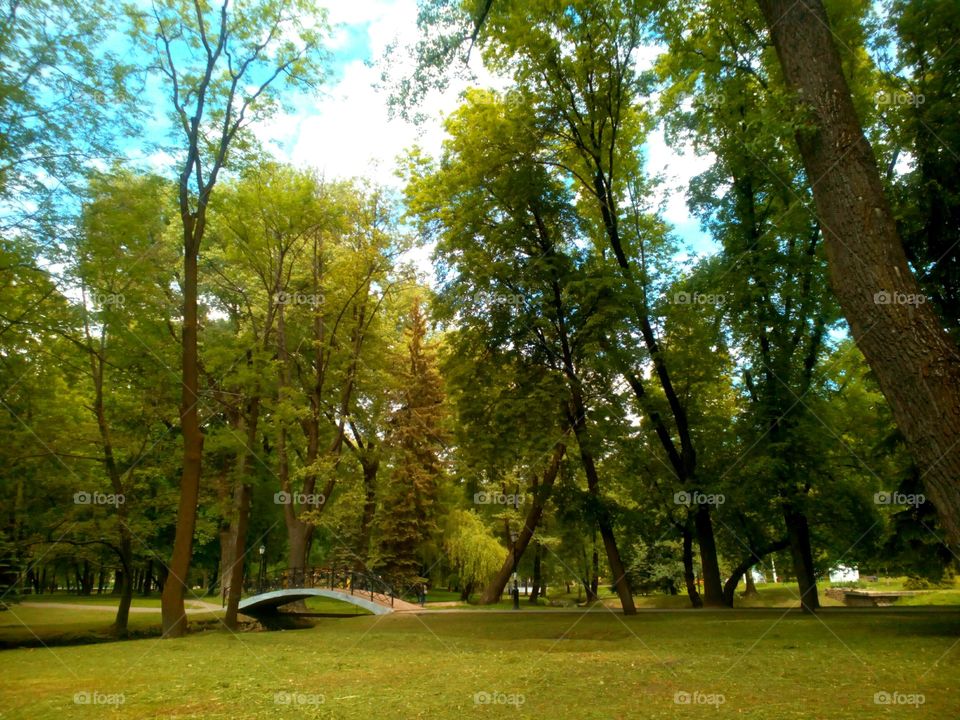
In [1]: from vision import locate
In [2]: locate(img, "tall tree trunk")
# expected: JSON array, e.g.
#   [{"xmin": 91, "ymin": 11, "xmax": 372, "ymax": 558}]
[
  {"xmin": 224, "ymin": 481, "xmax": 252, "ymax": 630},
  {"xmin": 529, "ymin": 542, "xmax": 542, "ymax": 604},
  {"xmin": 86, "ymin": 344, "xmax": 134, "ymax": 635},
  {"xmin": 784, "ymin": 505, "xmax": 820, "ymax": 613},
  {"xmin": 162, "ymin": 240, "xmax": 204, "ymax": 638},
  {"xmin": 590, "ymin": 542, "xmax": 599, "ymax": 601},
  {"xmin": 682, "ymin": 522, "xmax": 703, "ymax": 608},
  {"xmin": 569, "ymin": 414, "xmax": 635, "ymax": 615},
  {"xmin": 355, "ymin": 454, "xmax": 380, "ymax": 571},
  {"xmin": 225, "ymin": 395, "xmax": 260, "ymax": 627},
  {"xmin": 112, "ymin": 536, "xmax": 133, "ymax": 635},
  {"xmin": 744, "ymin": 571, "xmax": 758, "ymax": 597},
  {"xmin": 480, "ymin": 443, "xmax": 565, "ymax": 604},
  {"xmin": 694, "ymin": 504, "xmax": 724, "ymax": 606},
  {"xmin": 758, "ymin": 0, "xmax": 960, "ymax": 547},
  {"xmin": 216, "ymin": 464, "xmax": 234, "ymax": 598}
]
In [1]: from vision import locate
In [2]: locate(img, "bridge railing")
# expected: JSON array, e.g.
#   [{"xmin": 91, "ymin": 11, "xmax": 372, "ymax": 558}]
[{"xmin": 243, "ymin": 566, "xmax": 398, "ymax": 607}]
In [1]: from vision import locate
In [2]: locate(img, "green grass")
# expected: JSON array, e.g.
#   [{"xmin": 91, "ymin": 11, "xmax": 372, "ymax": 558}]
[
  {"xmin": 302, "ymin": 596, "xmax": 372, "ymax": 615},
  {"xmin": 0, "ymin": 606, "xmax": 223, "ymax": 647},
  {"xmin": 20, "ymin": 593, "xmax": 169, "ymax": 608},
  {"xmin": 0, "ymin": 609, "xmax": 958, "ymax": 718}
]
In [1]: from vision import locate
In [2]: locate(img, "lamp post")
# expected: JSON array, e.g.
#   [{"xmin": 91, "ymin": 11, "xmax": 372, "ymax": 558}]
[
  {"xmin": 509, "ymin": 530, "xmax": 520, "ymax": 610},
  {"xmin": 257, "ymin": 545, "xmax": 266, "ymax": 593}
]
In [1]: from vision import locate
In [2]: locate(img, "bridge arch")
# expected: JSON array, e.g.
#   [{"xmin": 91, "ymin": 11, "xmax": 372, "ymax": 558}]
[{"xmin": 238, "ymin": 588, "xmax": 393, "ymax": 616}]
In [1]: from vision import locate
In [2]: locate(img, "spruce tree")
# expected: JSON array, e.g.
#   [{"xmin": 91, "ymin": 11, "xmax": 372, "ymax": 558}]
[{"xmin": 376, "ymin": 300, "xmax": 446, "ymax": 586}]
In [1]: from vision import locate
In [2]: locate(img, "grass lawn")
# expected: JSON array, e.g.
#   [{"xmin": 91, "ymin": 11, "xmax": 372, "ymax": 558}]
[
  {"xmin": 0, "ymin": 606, "xmax": 223, "ymax": 647},
  {"xmin": 0, "ymin": 608, "xmax": 957, "ymax": 718},
  {"xmin": 302, "ymin": 596, "xmax": 372, "ymax": 615},
  {"xmin": 20, "ymin": 593, "xmax": 178, "ymax": 608}
]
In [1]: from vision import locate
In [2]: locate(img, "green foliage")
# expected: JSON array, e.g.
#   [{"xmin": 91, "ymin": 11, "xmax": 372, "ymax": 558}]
[{"xmin": 443, "ymin": 509, "xmax": 507, "ymax": 590}]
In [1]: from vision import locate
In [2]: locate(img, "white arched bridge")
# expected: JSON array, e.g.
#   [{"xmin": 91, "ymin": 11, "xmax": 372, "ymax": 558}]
[{"xmin": 239, "ymin": 567, "xmax": 420, "ymax": 619}]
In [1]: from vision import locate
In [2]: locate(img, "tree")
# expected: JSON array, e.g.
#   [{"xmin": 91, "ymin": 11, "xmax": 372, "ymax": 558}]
[
  {"xmin": 406, "ymin": 90, "xmax": 637, "ymax": 613},
  {"xmin": 71, "ymin": 168, "xmax": 180, "ymax": 631},
  {"xmin": 755, "ymin": 0, "xmax": 960, "ymax": 549},
  {"xmin": 444, "ymin": 510, "xmax": 507, "ymax": 601},
  {"xmin": 130, "ymin": 0, "xmax": 327, "ymax": 637},
  {"xmin": 376, "ymin": 300, "xmax": 447, "ymax": 586},
  {"xmin": 0, "ymin": 0, "xmax": 135, "ymax": 235}
]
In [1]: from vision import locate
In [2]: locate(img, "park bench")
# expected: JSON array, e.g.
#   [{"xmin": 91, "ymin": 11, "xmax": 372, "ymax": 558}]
[{"xmin": 825, "ymin": 588, "xmax": 927, "ymax": 607}]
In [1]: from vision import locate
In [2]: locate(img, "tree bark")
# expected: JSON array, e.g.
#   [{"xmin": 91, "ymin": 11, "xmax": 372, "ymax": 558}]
[
  {"xmin": 784, "ymin": 505, "xmax": 820, "ymax": 612},
  {"xmin": 682, "ymin": 521, "xmax": 703, "ymax": 608},
  {"xmin": 529, "ymin": 542, "xmax": 542, "ymax": 604},
  {"xmin": 570, "ymin": 416, "xmax": 635, "ymax": 614},
  {"xmin": 693, "ymin": 504, "xmax": 724, "ymax": 607},
  {"xmin": 355, "ymin": 453, "xmax": 379, "ymax": 571},
  {"xmin": 224, "ymin": 481, "xmax": 251, "ymax": 630},
  {"xmin": 224, "ymin": 392, "xmax": 260, "ymax": 627},
  {"xmin": 162, "ymin": 238, "xmax": 204, "ymax": 638},
  {"xmin": 758, "ymin": 0, "xmax": 960, "ymax": 547}
]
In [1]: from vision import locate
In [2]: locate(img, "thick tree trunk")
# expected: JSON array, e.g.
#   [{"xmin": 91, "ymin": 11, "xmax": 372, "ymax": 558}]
[
  {"xmin": 693, "ymin": 504, "xmax": 724, "ymax": 607},
  {"xmin": 758, "ymin": 0, "xmax": 960, "ymax": 547},
  {"xmin": 529, "ymin": 542, "xmax": 542, "ymax": 604},
  {"xmin": 287, "ymin": 523, "xmax": 309, "ymax": 581},
  {"xmin": 563, "ymin": 387, "xmax": 634, "ymax": 612},
  {"xmin": 480, "ymin": 443, "xmax": 565, "ymax": 604},
  {"xmin": 162, "ymin": 242, "xmax": 203, "ymax": 638},
  {"xmin": 112, "ymin": 536, "xmax": 133, "ymax": 636},
  {"xmin": 784, "ymin": 505, "xmax": 820, "ymax": 612},
  {"xmin": 682, "ymin": 522, "xmax": 703, "ymax": 608},
  {"xmin": 744, "ymin": 571, "xmax": 758, "ymax": 597},
  {"xmin": 355, "ymin": 454, "xmax": 379, "ymax": 571}
]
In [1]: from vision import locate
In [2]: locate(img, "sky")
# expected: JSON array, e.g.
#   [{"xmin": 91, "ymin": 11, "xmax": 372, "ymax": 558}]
[{"xmin": 237, "ymin": 0, "xmax": 718, "ymax": 275}]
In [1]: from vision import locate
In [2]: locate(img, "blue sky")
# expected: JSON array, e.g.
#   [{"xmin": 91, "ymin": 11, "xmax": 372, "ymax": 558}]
[{"xmin": 131, "ymin": 0, "xmax": 717, "ymax": 270}]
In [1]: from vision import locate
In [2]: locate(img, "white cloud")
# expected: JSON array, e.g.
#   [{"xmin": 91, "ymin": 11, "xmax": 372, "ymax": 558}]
[
  {"xmin": 644, "ymin": 125, "xmax": 717, "ymax": 254},
  {"xmin": 252, "ymin": 0, "xmax": 508, "ymax": 191}
]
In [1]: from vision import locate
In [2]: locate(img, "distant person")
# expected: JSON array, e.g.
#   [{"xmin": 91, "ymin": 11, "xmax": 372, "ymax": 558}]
[{"xmin": 419, "ymin": 584, "xmax": 427, "ymax": 606}]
